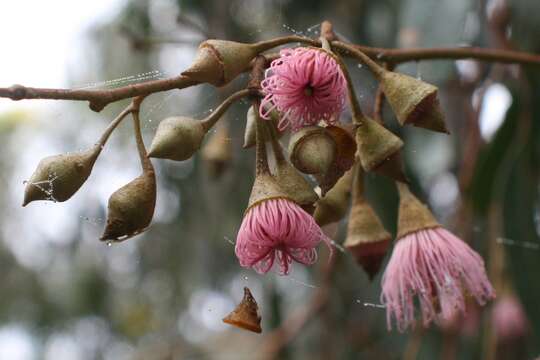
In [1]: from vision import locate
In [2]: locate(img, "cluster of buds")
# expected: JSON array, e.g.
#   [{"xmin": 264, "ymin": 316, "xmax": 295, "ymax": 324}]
[{"xmin": 22, "ymin": 28, "xmax": 496, "ymax": 333}]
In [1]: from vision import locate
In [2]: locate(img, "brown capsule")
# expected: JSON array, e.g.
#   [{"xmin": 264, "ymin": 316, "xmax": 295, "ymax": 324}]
[
  {"xmin": 355, "ymin": 116, "xmax": 404, "ymax": 175},
  {"xmin": 314, "ymin": 125, "xmax": 357, "ymax": 196},
  {"xmin": 222, "ymin": 287, "xmax": 262, "ymax": 334},
  {"xmin": 148, "ymin": 116, "xmax": 205, "ymax": 161},
  {"xmin": 23, "ymin": 145, "xmax": 100, "ymax": 206},
  {"xmin": 288, "ymin": 126, "xmax": 337, "ymax": 175},
  {"xmin": 313, "ymin": 168, "xmax": 354, "ymax": 227},
  {"xmin": 100, "ymin": 169, "xmax": 156, "ymax": 242},
  {"xmin": 395, "ymin": 182, "xmax": 439, "ymax": 239},
  {"xmin": 202, "ymin": 122, "xmax": 232, "ymax": 179},
  {"xmin": 380, "ymin": 71, "xmax": 449, "ymax": 134}
]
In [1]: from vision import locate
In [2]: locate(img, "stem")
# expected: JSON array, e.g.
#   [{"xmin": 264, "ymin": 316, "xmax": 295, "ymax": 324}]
[
  {"xmin": 252, "ymin": 35, "xmax": 319, "ymax": 53},
  {"xmin": 131, "ymin": 98, "xmax": 153, "ymax": 173},
  {"xmin": 266, "ymin": 121, "xmax": 286, "ymax": 165},
  {"xmin": 200, "ymin": 88, "xmax": 252, "ymax": 132},
  {"xmin": 336, "ymin": 55, "xmax": 364, "ymax": 123},
  {"xmin": 319, "ymin": 30, "xmax": 365, "ymax": 123},
  {"xmin": 96, "ymin": 105, "xmax": 135, "ymax": 147},
  {"xmin": 352, "ymin": 164, "xmax": 365, "ymax": 203},
  {"xmin": 254, "ymin": 99, "xmax": 270, "ymax": 176},
  {"xmin": 333, "ymin": 41, "xmax": 386, "ymax": 78}
]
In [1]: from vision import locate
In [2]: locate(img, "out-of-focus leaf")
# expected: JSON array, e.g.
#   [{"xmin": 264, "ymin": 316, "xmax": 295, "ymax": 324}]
[
  {"xmin": 503, "ymin": 72, "xmax": 540, "ymax": 355},
  {"xmin": 469, "ymin": 96, "xmax": 519, "ymax": 214},
  {"xmin": 503, "ymin": 154, "xmax": 539, "ymax": 354}
]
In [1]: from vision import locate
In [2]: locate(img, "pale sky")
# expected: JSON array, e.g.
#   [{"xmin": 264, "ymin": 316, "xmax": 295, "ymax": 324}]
[{"xmin": 0, "ymin": 0, "xmax": 125, "ymax": 112}]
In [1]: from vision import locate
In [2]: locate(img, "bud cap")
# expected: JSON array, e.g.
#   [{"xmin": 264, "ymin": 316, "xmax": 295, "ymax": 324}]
[
  {"xmin": 23, "ymin": 146, "xmax": 100, "ymax": 206},
  {"xmin": 101, "ymin": 170, "xmax": 156, "ymax": 241},
  {"xmin": 355, "ymin": 117, "xmax": 403, "ymax": 173},
  {"xmin": 380, "ymin": 71, "xmax": 449, "ymax": 133},
  {"xmin": 396, "ymin": 182, "xmax": 439, "ymax": 239},
  {"xmin": 148, "ymin": 116, "xmax": 205, "ymax": 161}
]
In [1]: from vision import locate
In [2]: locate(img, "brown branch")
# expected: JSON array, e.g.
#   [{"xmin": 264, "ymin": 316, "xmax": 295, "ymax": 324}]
[
  {"xmin": 0, "ymin": 75, "xmax": 198, "ymax": 112},
  {"xmin": 353, "ymin": 44, "xmax": 540, "ymax": 65}
]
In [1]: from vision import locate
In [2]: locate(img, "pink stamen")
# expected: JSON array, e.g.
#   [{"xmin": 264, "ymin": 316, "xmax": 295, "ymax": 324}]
[
  {"xmin": 259, "ymin": 48, "xmax": 347, "ymax": 132},
  {"xmin": 235, "ymin": 198, "xmax": 330, "ymax": 275},
  {"xmin": 381, "ymin": 227, "xmax": 495, "ymax": 332}
]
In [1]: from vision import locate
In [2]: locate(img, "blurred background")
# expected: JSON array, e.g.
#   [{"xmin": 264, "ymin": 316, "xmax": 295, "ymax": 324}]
[{"xmin": 1, "ymin": 0, "xmax": 540, "ymax": 359}]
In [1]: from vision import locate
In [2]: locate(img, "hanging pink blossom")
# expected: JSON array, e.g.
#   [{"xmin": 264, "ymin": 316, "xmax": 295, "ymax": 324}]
[
  {"xmin": 260, "ymin": 47, "xmax": 347, "ymax": 132},
  {"xmin": 235, "ymin": 198, "xmax": 329, "ymax": 275},
  {"xmin": 492, "ymin": 295, "xmax": 529, "ymax": 342},
  {"xmin": 381, "ymin": 227, "xmax": 495, "ymax": 332}
]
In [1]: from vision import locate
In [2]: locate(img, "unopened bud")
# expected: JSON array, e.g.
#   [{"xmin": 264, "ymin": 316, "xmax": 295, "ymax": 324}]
[
  {"xmin": 23, "ymin": 146, "xmax": 100, "ymax": 206},
  {"xmin": 100, "ymin": 170, "xmax": 156, "ymax": 241},
  {"xmin": 182, "ymin": 39, "xmax": 277, "ymax": 87},
  {"xmin": 148, "ymin": 116, "xmax": 205, "ymax": 161}
]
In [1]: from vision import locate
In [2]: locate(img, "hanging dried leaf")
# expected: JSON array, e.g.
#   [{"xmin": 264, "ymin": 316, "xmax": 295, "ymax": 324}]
[{"xmin": 223, "ymin": 287, "xmax": 262, "ymax": 334}]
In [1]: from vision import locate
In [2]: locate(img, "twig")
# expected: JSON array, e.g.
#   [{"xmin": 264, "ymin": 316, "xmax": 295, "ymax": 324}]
[
  {"xmin": 0, "ymin": 75, "xmax": 198, "ymax": 112},
  {"xmin": 352, "ymin": 44, "xmax": 540, "ymax": 65}
]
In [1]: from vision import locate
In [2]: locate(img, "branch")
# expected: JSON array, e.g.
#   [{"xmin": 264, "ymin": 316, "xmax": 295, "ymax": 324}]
[
  {"xmin": 1, "ymin": 32, "xmax": 540, "ymax": 113},
  {"xmin": 0, "ymin": 75, "xmax": 198, "ymax": 112},
  {"xmin": 353, "ymin": 44, "xmax": 540, "ymax": 65}
]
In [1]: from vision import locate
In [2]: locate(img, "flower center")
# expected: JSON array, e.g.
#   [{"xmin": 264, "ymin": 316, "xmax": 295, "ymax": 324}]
[{"xmin": 303, "ymin": 85, "xmax": 314, "ymax": 97}]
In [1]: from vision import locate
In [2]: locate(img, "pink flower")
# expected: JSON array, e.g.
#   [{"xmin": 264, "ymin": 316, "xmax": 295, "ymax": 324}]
[
  {"xmin": 235, "ymin": 198, "xmax": 329, "ymax": 275},
  {"xmin": 381, "ymin": 227, "xmax": 495, "ymax": 332},
  {"xmin": 492, "ymin": 295, "xmax": 528, "ymax": 342},
  {"xmin": 260, "ymin": 47, "xmax": 347, "ymax": 132}
]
